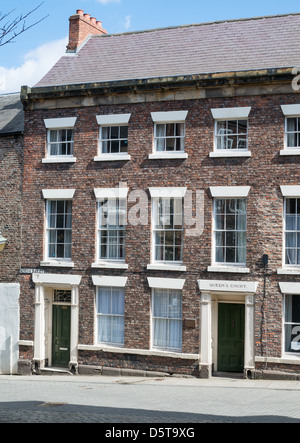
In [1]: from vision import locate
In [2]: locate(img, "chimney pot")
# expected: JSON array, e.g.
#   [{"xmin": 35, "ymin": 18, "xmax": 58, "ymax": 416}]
[
  {"xmin": 96, "ymin": 21, "xmax": 103, "ymax": 28},
  {"xmin": 84, "ymin": 13, "xmax": 90, "ymax": 20},
  {"xmin": 91, "ymin": 17, "xmax": 97, "ymax": 25},
  {"xmin": 76, "ymin": 9, "xmax": 84, "ymax": 16}
]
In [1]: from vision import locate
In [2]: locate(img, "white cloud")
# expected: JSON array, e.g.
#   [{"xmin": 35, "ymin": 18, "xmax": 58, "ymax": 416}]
[
  {"xmin": 124, "ymin": 15, "xmax": 131, "ymax": 30},
  {"xmin": 96, "ymin": 0, "xmax": 121, "ymax": 4},
  {"xmin": 0, "ymin": 37, "xmax": 68, "ymax": 94}
]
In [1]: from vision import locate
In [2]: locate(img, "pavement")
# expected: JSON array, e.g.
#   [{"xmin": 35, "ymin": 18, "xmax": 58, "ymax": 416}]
[{"xmin": 0, "ymin": 374, "xmax": 299, "ymax": 424}]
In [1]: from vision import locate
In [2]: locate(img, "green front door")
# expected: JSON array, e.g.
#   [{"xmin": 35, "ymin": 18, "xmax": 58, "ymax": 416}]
[
  {"xmin": 52, "ymin": 305, "xmax": 71, "ymax": 367},
  {"xmin": 218, "ymin": 303, "xmax": 245, "ymax": 373}
]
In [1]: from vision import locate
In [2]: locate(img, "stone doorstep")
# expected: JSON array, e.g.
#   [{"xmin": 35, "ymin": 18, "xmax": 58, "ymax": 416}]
[{"xmin": 40, "ymin": 367, "xmax": 74, "ymax": 376}]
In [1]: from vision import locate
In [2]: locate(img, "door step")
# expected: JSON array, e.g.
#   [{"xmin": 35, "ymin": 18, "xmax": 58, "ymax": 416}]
[{"xmin": 40, "ymin": 367, "xmax": 73, "ymax": 376}]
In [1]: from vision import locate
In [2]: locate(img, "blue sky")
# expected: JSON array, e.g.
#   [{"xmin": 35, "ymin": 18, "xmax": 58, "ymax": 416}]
[{"xmin": 1, "ymin": 0, "xmax": 299, "ymax": 93}]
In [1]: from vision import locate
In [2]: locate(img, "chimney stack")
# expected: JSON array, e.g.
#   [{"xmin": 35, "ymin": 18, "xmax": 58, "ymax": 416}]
[{"xmin": 67, "ymin": 9, "xmax": 107, "ymax": 52}]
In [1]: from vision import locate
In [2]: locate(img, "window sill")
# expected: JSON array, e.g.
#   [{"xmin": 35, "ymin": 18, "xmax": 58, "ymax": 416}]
[
  {"xmin": 147, "ymin": 263, "xmax": 187, "ymax": 272},
  {"xmin": 209, "ymin": 151, "xmax": 251, "ymax": 158},
  {"xmin": 94, "ymin": 154, "xmax": 131, "ymax": 162},
  {"xmin": 148, "ymin": 152, "xmax": 188, "ymax": 160},
  {"xmin": 277, "ymin": 267, "xmax": 300, "ymax": 275},
  {"xmin": 40, "ymin": 260, "xmax": 75, "ymax": 268},
  {"xmin": 280, "ymin": 150, "xmax": 300, "ymax": 156},
  {"xmin": 91, "ymin": 261, "xmax": 129, "ymax": 269},
  {"xmin": 42, "ymin": 157, "xmax": 77, "ymax": 163},
  {"xmin": 208, "ymin": 265, "xmax": 250, "ymax": 274}
]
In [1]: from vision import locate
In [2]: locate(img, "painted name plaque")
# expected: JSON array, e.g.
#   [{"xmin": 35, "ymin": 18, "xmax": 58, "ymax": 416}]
[{"xmin": 198, "ymin": 279, "xmax": 258, "ymax": 293}]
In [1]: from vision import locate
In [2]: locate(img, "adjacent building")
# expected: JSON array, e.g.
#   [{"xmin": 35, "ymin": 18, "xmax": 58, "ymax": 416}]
[
  {"xmin": 18, "ymin": 10, "xmax": 300, "ymax": 378},
  {"xmin": 0, "ymin": 93, "xmax": 23, "ymax": 374}
]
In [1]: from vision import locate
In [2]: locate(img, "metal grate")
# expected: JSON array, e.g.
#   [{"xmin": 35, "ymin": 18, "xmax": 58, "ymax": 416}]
[{"xmin": 54, "ymin": 289, "xmax": 71, "ymax": 303}]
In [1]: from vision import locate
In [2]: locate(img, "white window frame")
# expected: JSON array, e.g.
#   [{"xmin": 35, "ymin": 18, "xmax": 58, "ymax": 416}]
[
  {"xmin": 95, "ymin": 114, "xmax": 131, "ymax": 162},
  {"xmin": 278, "ymin": 187, "xmax": 300, "ymax": 274},
  {"xmin": 41, "ymin": 189, "xmax": 75, "ymax": 268},
  {"xmin": 151, "ymin": 287, "xmax": 183, "ymax": 353},
  {"xmin": 92, "ymin": 188, "xmax": 129, "ymax": 269},
  {"xmin": 209, "ymin": 186, "xmax": 250, "ymax": 273},
  {"xmin": 43, "ymin": 118, "xmax": 77, "ymax": 163},
  {"xmin": 96, "ymin": 285, "xmax": 125, "ymax": 348},
  {"xmin": 149, "ymin": 111, "xmax": 188, "ymax": 159},
  {"xmin": 147, "ymin": 188, "xmax": 186, "ymax": 271},
  {"xmin": 212, "ymin": 197, "xmax": 247, "ymax": 265},
  {"xmin": 280, "ymin": 106, "xmax": 300, "ymax": 156},
  {"xmin": 283, "ymin": 197, "xmax": 300, "ymax": 268},
  {"xmin": 210, "ymin": 107, "xmax": 251, "ymax": 158},
  {"xmin": 283, "ymin": 293, "xmax": 300, "ymax": 356}
]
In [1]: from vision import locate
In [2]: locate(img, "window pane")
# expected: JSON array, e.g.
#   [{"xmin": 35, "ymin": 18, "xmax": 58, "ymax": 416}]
[
  {"xmin": 216, "ymin": 247, "xmax": 225, "ymax": 262},
  {"xmin": 120, "ymin": 126, "xmax": 128, "ymax": 139},
  {"xmin": 166, "ymin": 138, "xmax": 175, "ymax": 151},
  {"xmin": 238, "ymin": 120, "xmax": 247, "ymax": 134},
  {"xmin": 110, "ymin": 126, "xmax": 119, "ymax": 139},
  {"xmin": 287, "ymin": 133, "xmax": 298, "ymax": 147},
  {"xmin": 166, "ymin": 124, "xmax": 174, "ymax": 137}
]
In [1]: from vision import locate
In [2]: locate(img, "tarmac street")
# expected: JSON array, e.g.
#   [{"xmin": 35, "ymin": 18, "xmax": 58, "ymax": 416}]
[{"xmin": 0, "ymin": 374, "xmax": 299, "ymax": 424}]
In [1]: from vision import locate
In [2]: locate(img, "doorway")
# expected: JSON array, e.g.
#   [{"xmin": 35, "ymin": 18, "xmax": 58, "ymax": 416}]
[
  {"xmin": 52, "ymin": 305, "xmax": 71, "ymax": 367},
  {"xmin": 218, "ymin": 303, "xmax": 245, "ymax": 373}
]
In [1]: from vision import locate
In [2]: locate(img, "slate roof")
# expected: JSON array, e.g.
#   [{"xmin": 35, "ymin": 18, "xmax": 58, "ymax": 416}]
[
  {"xmin": 0, "ymin": 94, "xmax": 24, "ymax": 135},
  {"xmin": 35, "ymin": 13, "xmax": 300, "ymax": 88}
]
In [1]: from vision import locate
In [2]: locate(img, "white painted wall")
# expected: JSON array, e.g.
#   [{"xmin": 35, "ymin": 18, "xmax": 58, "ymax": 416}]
[{"xmin": 0, "ymin": 284, "xmax": 20, "ymax": 374}]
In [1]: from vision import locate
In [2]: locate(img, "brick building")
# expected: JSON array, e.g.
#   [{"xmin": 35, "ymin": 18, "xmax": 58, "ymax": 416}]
[
  {"xmin": 18, "ymin": 10, "xmax": 300, "ymax": 378},
  {"xmin": 0, "ymin": 93, "xmax": 23, "ymax": 373}
]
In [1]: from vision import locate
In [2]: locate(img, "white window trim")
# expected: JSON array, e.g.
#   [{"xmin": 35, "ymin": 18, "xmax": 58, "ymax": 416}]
[
  {"xmin": 93, "ymin": 187, "xmax": 128, "ymax": 268},
  {"xmin": 151, "ymin": 111, "xmax": 188, "ymax": 124},
  {"xmin": 94, "ymin": 154, "xmax": 131, "ymax": 162},
  {"xmin": 95, "ymin": 114, "xmax": 131, "ymax": 162},
  {"xmin": 210, "ymin": 193, "xmax": 249, "ymax": 272},
  {"xmin": 280, "ymin": 186, "xmax": 300, "ymax": 197},
  {"xmin": 278, "ymin": 193, "xmax": 300, "ymax": 273},
  {"xmin": 94, "ymin": 283, "xmax": 126, "ymax": 348},
  {"xmin": 96, "ymin": 114, "xmax": 131, "ymax": 126},
  {"xmin": 147, "ymin": 277, "xmax": 185, "ymax": 290},
  {"xmin": 42, "ymin": 189, "xmax": 76, "ymax": 200},
  {"xmin": 149, "ymin": 187, "xmax": 187, "ymax": 198},
  {"xmin": 150, "ymin": 287, "xmax": 183, "ymax": 353},
  {"xmin": 44, "ymin": 118, "xmax": 77, "ymax": 129},
  {"xmin": 42, "ymin": 190, "xmax": 75, "ymax": 267},
  {"xmin": 280, "ymin": 108, "xmax": 300, "ymax": 155},
  {"xmin": 149, "ymin": 111, "xmax": 188, "ymax": 160},
  {"xmin": 210, "ymin": 107, "xmax": 251, "ymax": 158},
  {"xmin": 32, "ymin": 273, "xmax": 81, "ymax": 286},
  {"xmin": 210, "ymin": 186, "xmax": 250, "ymax": 198},
  {"xmin": 148, "ymin": 189, "xmax": 186, "ymax": 269},
  {"xmin": 92, "ymin": 275, "xmax": 128, "ymax": 287},
  {"xmin": 92, "ymin": 275, "xmax": 128, "ymax": 288},
  {"xmin": 279, "ymin": 282, "xmax": 300, "ymax": 358},
  {"xmin": 94, "ymin": 187, "xmax": 129, "ymax": 200},
  {"xmin": 211, "ymin": 107, "xmax": 251, "ymax": 120},
  {"xmin": 281, "ymin": 105, "xmax": 300, "ymax": 116},
  {"xmin": 43, "ymin": 118, "xmax": 77, "ymax": 163}
]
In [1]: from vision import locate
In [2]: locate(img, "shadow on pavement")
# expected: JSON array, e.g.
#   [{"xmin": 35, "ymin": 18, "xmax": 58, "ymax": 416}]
[{"xmin": 0, "ymin": 401, "xmax": 299, "ymax": 423}]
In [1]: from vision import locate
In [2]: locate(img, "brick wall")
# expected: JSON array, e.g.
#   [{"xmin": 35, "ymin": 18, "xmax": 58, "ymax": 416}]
[
  {"xmin": 0, "ymin": 134, "xmax": 23, "ymax": 282},
  {"xmin": 20, "ymin": 92, "xmax": 300, "ymax": 375}
]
